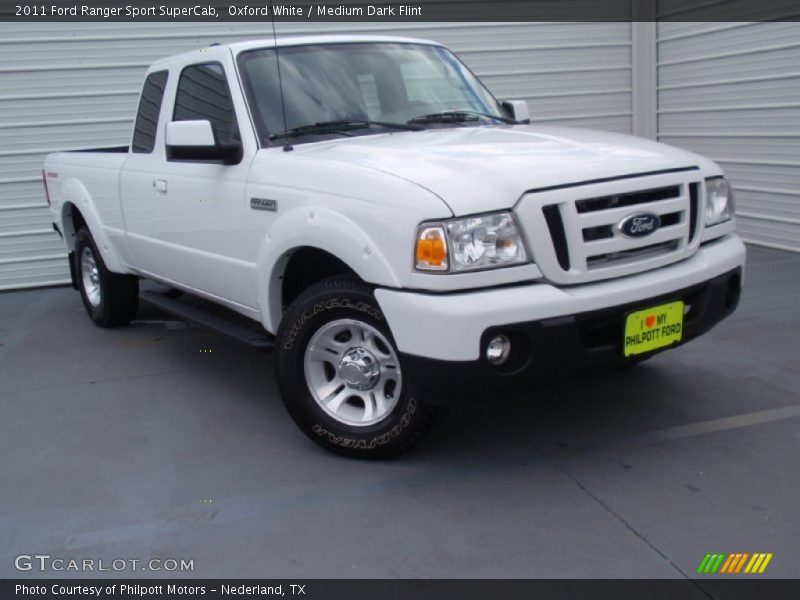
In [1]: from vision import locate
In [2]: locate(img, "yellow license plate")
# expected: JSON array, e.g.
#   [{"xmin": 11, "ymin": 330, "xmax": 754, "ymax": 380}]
[{"xmin": 623, "ymin": 300, "xmax": 684, "ymax": 357}]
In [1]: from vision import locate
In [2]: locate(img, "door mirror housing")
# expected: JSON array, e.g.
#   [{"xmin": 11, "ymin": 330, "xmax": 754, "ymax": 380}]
[
  {"xmin": 165, "ymin": 120, "xmax": 242, "ymax": 164},
  {"xmin": 166, "ymin": 119, "xmax": 215, "ymax": 147},
  {"xmin": 501, "ymin": 100, "xmax": 531, "ymax": 124}
]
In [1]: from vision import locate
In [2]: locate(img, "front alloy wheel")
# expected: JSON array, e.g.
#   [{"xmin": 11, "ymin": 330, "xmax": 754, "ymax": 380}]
[
  {"xmin": 304, "ymin": 319, "xmax": 402, "ymax": 427},
  {"xmin": 275, "ymin": 277, "xmax": 445, "ymax": 459}
]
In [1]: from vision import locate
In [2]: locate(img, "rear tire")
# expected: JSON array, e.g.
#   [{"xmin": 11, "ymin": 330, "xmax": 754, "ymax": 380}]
[
  {"xmin": 275, "ymin": 277, "xmax": 446, "ymax": 459},
  {"xmin": 75, "ymin": 228, "xmax": 139, "ymax": 327}
]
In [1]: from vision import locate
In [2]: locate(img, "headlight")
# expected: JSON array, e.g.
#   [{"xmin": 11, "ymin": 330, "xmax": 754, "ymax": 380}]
[
  {"xmin": 415, "ymin": 211, "xmax": 528, "ymax": 272},
  {"xmin": 705, "ymin": 177, "xmax": 735, "ymax": 226}
]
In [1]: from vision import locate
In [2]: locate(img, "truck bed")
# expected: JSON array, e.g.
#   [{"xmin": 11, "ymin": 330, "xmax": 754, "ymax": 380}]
[{"xmin": 45, "ymin": 149, "xmax": 131, "ymax": 240}]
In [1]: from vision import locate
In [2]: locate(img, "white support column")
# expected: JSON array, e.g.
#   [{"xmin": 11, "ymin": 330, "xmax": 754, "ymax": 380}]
[{"xmin": 632, "ymin": 18, "xmax": 658, "ymax": 140}]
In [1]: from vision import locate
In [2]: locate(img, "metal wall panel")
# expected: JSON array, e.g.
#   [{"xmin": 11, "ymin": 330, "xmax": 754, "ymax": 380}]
[
  {"xmin": 657, "ymin": 22, "xmax": 800, "ymax": 251},
  {"xmin": 0, "ymin": 22, "xmax": 633, "ymax": 289}
]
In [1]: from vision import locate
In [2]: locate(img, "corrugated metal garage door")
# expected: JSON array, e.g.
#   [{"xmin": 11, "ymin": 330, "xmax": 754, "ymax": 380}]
[
  {"xmin": 0, "ymin": 22, "xmax": 634, "ymax": 290},
  {"xmin": 657, "ymin": 22, "xmax": 800, "ymax": 252},
  {"xmin": 2, "ymin": 21, "xmax": 799, "ymax": 291}
]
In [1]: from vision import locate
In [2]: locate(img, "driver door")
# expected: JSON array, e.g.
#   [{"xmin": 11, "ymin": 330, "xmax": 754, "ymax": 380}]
[{"xmin": 151, "ymin": 59, "xmax": 257, "ymax": 308}]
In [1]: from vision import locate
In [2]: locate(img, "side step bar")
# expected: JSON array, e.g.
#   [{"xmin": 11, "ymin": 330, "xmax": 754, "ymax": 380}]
[{"xmin": 139, "ymin": 291, "xmax": 275, "ymax": 352}]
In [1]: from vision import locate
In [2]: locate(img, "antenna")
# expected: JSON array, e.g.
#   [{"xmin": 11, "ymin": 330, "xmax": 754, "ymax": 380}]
[{"xmin": 268, "ymin": 0, "xmax": 293, "ymax": 152}]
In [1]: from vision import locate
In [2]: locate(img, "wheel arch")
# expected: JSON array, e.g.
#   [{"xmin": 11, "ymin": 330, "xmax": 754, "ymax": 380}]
[
  {"xmin": 58, "ymin": 178, "xmax": 128, "ymax": 273},
  {"xmin": 264, "ymin": 245, "xmax": 369, "ymax": 334},
  {"xmin": 257, "ymin": 207, "xmax": 401, "ymax": 333},
  {"xmin": 281, "ymin": 247, "xmax": 358, "ymax": 305},
  {"xmin": 60, "ymin": 201, "xmax": 86, "ymax": 252}
]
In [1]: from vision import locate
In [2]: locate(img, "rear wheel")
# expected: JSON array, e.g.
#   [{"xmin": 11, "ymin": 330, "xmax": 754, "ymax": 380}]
[
  {"xmin": 276, "ymin": 277, "xmax": 445, "ymax": 459},
  {"xmin": 75, "ymin": 228, "xmax": 139, "ymax": 327}
]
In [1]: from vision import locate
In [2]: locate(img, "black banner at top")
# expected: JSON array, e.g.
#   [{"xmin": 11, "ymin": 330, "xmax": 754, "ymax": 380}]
[{"xmin": 1, "ymin": 0, "xmax": 800, "ymax": 21}]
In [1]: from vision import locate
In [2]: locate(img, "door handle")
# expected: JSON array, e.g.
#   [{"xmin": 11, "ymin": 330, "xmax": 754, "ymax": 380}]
[{"xmin": 153, "ymin": 179, "xmax": 168, "ymax": 194}]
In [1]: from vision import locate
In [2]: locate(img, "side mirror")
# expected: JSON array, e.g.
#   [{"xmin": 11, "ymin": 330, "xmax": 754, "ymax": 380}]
[
  {"xmin": 165, "ymin": 120, "xmax": 242, "ymax": 164},
  {"xmin": 501, "ymin": 100, "xmax": 531, "ymax": 124}
]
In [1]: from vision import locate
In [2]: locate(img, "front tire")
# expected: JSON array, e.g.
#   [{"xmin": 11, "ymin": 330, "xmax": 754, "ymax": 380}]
[
  {"xmin": 275, "ymin": 277, "xmax": 445, "ymax": 459},
  {"xmin": 75, "ymin": 228, "xmax": 139, "ymax": 327}
]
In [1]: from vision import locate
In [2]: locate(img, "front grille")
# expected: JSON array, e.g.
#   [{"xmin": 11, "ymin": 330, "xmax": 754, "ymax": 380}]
[
  {"xmin": 586, "ymin": 240, "xmax": 680, "ymax": 268},
  {"xmin": 660, "ymin": 211, "xmax": 682, "ymax": 227},
  {"xmin": 567, "ymin": 182, "xmax": 691, "ymax": 273},
  {"xmin": 583, "ymin": 225, "xmax": 613, "ymax": 242},
  {"xmin": 542, "ymin": 205, "xmax": 570, "ymax": 271},
  {"xmin": 580, "ymin": 212, "xmax": 680, "ymax": 243},
  {"xmin": 516, "ymin": 169, "xmax": 703, "ymax": 284},
  {"xmin": 575, "ymin": 185, "xmax": 681, "ymax": 213},
  {"xmin": 689, "ymin": 182, "xmax": 701, "ymax": 243}
]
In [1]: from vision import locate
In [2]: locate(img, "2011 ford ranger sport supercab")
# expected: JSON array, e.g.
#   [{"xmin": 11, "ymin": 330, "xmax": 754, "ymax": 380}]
[{"xmin": 45, "ymin": 36, "xmax": 746, "ymax": 458}]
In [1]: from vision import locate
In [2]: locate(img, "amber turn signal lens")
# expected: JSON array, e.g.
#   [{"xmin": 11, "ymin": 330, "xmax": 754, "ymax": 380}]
[
  {"xmin": 415, "ymin": 226, "xmax": 448, "ymax": 271},
  {"xmin": 417, "ymin": 238, "xmax": 445, "ymax": 263}
]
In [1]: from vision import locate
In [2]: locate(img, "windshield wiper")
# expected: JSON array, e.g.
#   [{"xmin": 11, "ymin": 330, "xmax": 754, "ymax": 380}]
[
  {"xmin": 269, "ymin": 120, "xmax": 420, "ymax": 141},
  {"xmin": 408, "ymin": 110, "xmax": 518, "ymax": 125}
]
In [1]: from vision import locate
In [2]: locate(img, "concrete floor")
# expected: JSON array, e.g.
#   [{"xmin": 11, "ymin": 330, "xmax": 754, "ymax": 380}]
[{"xmin": 0, "ymin": 245, "xmax": 798, "ymax": 582}]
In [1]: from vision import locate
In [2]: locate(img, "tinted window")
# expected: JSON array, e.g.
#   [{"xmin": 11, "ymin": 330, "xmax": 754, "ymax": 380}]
[
  {"xmin": 132, "ymin": 71, "xmax": 168, "ymax": 153},
  {"xmin": 173, "ymin": 63, "xmax": 240, "ymax": 146}
]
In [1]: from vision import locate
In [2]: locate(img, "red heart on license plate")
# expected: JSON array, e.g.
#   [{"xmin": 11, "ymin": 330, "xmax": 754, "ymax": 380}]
[{"xmin": 645, "ymin": 315, "xmax": 656, "ymax": 328}]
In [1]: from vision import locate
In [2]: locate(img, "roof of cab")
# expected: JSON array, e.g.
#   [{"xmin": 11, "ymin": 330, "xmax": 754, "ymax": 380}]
[
  {"xmin": 149, "ymin": 35, "xmax": 442, "ymax": 70},
  {"xmin": 229, "ymin": 35, "xmax": 442, "ymax": 52}
]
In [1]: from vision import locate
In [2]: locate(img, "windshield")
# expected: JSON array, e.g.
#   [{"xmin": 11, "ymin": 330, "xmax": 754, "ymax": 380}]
[{"xmin": 237, "ymin": 42, "xmax": 508, "ymax": 145}]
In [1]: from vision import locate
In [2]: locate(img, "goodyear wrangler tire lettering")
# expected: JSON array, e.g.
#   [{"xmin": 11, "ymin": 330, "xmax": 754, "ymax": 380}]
[
  {"xmin": 311, "ymin": 398, "xmax": 418, "ymax": 449},
  {"xmin": 283, "ymin": 297, "xmax": 384, "ymax": 350},
  {"xmin": 275, "ymin": 277, "xmax": 445, "ymax": 459}
]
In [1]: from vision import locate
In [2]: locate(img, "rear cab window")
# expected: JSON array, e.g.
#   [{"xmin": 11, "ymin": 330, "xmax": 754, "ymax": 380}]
[{"xmin": 131, "ymin": 70, "xmax": 168, "ymax": 153}]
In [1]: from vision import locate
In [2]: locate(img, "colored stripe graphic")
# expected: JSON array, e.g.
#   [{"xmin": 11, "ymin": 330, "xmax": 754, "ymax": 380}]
[
  {"xmin": 720, "ymin": 553, "xmax": 738, "ymax": 574},
  {"xmin": 710, "ymin": 554, "xmax": 725, "ymax": 573},
  {"xmin": 700, "ymin": 552, "xmax": 774, "ymax": 575},
  {"xmin": 697, "ymin": 554, "xmax": 713, "ymax": 574},
  {"xmin": 745, "ymin": 553, "xmax": 774, "ymax": 574},
  {"xmin": 721, "ymin": 553, "xmax": 737, "ymax": 573},
  {"xmin": 759, "ymin": 553, "xmax": 773, "ymax": 573},
  {"xmin": 745, "ymin": 554, "xmax": 760, "ymax": 573},
  {"xmin": 734, "ymin": 553, "xmax": 749, "ymax": 573},
  {"xmin": 719, "ymin": 554, "xmax": 736, "ymax": 573}
]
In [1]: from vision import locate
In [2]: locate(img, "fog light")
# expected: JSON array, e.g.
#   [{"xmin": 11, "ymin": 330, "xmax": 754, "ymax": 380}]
[{"xmin": 486, "ymin": 335, "xmax": 511, "ymax": 365}]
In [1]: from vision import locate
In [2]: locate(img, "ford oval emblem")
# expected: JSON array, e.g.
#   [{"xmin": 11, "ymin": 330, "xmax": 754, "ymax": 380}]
[{"xmin": 617, "ymin": 212, "xmax": 661, "ymax": 238}]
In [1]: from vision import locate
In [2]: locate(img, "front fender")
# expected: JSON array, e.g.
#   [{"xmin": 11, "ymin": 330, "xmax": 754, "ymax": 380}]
[{"xmin": 257, "ymin": 206, "xmax": 400, "ymax": 333}]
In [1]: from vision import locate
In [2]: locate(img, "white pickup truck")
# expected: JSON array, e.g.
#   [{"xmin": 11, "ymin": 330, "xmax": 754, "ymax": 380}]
[{"xmin": 45, "ymin": 35, "xmax": 745, "ymax": 458}]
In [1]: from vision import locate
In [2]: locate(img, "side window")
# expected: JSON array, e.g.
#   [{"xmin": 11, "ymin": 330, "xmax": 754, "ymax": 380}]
[
  {"xmin": 132, "ymin": 71, "xmax": 168, "ymax": 153},
  {"xmin": 173, "ymin": 63, "xmax": 240, "ymax": 147}
]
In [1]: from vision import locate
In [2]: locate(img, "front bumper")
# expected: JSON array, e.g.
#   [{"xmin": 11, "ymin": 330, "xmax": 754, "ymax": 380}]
[{"xmin": 374, "ymin": 234, "xmax": 746, "ymax": 402}]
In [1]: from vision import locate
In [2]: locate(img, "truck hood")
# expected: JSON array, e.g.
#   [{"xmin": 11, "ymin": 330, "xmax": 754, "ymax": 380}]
[{"xmin": 293, "ymin": 125, "xmax": 717, "ymax": 216}]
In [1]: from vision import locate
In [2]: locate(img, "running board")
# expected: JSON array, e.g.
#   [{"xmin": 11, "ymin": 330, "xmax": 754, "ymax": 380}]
[{"xmin": 139, "ymin": 291, "xmax": 275, "ymax": 352}]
